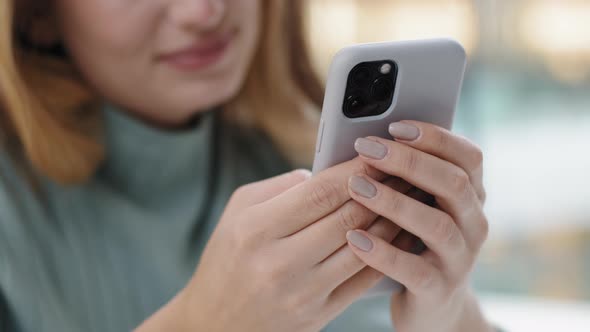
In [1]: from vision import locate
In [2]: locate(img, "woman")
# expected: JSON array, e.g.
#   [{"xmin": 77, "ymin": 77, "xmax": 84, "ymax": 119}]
[{"xmin": 0, "ymin": 0, "xmax": 494, "ymax": 331}]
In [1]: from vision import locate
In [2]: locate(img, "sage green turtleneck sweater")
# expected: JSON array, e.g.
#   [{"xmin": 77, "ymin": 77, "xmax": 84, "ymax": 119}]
[{"xmin": 0, "ymin": 105, "xmax": 393, "ymax": 332}]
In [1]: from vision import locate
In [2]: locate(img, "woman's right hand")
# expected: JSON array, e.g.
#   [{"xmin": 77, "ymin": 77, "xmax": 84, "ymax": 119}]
[{"xmin": 137, "ymin": 160, "xmax": 409, "ymax": 332}]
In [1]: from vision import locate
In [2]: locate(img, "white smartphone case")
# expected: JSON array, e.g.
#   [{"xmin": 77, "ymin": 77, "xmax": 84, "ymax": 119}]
[{"xmin": 312, "ymin": 38, "xmax": 467, "ymax": 297}]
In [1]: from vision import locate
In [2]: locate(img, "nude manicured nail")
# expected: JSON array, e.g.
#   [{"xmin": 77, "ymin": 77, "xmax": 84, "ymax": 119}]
[
  {"xmin": 354, "ymin": 138, "xmax": 387, "ymax": 159},
  {"xmin": 349, "ymin": 175, "xmax": 377, "ymax": 198},
  {"xmin": 346, "ymin": 230, "xmax": 373, "ymax": 252},
  {"xmin": 389, "ymin": 122, "xmax": 420, "ymax": 141}
]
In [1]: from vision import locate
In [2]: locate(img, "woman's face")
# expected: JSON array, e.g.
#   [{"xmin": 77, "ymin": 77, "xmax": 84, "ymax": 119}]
[{"xmin": 53, "ymin": 0, "xmax": 261, "ymax": 126}]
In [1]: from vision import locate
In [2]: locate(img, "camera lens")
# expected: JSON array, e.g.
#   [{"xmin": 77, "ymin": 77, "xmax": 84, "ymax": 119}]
[
  {"xmin": 345, "ymin": 95, "xmax": 365, "ymax": 116},
  {"xmin": 371, "ymin": 77, "xmax": 393, "ymax": 102},
  {"xmin": 350, "ymin": 65, "xmax": 372, "ymax": 87}
]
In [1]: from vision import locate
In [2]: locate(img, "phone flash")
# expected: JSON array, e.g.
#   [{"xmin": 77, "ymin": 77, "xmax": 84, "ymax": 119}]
[{"xmin": 380, "ymin": 63, "xmax": 392, "ymax": 74}]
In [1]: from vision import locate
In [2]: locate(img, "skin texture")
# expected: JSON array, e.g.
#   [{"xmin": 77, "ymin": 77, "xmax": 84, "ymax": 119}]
[
  {"xmin": 49, "ymin": 0, "xmax": 494, "ymax": 331},
  {"xmin": 54, "ymin": 0, "xmax": 260, "ymax": 127}
]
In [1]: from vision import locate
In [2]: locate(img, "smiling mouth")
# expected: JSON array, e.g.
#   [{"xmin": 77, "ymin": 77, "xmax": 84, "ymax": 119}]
[{"xmin": 158, "ymin": 29, "xmax": 236, "ymax": 72}]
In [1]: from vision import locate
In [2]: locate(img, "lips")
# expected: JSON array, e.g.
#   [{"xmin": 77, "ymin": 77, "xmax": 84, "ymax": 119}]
[{"xmin": 158, "ymin": 30, "xmax": 235, "ymax": 71}]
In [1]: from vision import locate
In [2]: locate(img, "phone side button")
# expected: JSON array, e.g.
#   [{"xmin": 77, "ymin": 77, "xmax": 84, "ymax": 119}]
[{"xmin": 316, "ymin": 119, "xmax": 325, "ymax": 154}]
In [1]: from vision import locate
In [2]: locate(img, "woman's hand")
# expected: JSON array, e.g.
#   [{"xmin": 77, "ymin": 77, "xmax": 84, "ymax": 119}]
[
  {"xmin": 137, "ymin": 158, "xmax": 413, "ymax": 332},
  {"xmin": 344, "ymin": 121, "xmax": 494, "ymax": 332}
]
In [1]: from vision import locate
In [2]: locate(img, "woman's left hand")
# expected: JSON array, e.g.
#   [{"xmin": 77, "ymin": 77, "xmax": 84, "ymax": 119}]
[{"xmin": 344, "ymin": 121, "xmax": 494, "ymax": 332}]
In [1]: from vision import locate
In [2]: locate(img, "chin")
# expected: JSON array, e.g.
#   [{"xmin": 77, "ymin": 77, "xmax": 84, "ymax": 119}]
[{"xmin": 182, "ymin": 76, "xmax": 245, "ymax": 111}]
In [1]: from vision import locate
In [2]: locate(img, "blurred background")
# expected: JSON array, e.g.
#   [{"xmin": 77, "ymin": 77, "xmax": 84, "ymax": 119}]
[{"xmin": 304, "ymin": 0, "xmax": 590, "ymax": 330}]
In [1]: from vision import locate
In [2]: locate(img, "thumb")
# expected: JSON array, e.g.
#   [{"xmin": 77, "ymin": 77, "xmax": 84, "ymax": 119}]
[{"xmin": 231, "ymin": 169, "xmax": 311, "ymax": 208}]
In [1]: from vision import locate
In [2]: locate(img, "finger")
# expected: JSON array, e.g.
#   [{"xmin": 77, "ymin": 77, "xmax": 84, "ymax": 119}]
[
  {"xmin": 314, "ymin": 217, "xmax": 400, "ymax": 294},
  {"xmin": 325, "ymin": 266, "xmax": 383, "ymax": 317},
  {"xmin": 346, "ymin": 229, "xmax": 442, "ymax": 295},
  {"xmin": 353, "ymin": 136, "xmax": 483, "ymax": 244},
  {"xmin": 389, "ymin": 188, "xmax": 430, "ymax": 254},
  {"xmin": 388, "ymin": 121, "xmax": 485, "ymax": 202},
  {"xmin": 348, "ymin": 174, "xmax": 468, "ymax": 270},
  {"xmin": 230, "ymin": 169, "xmax": 311, "ymax": 209},
  {"xmin": 286, "ymin": 177, "xmax": 413, "ymax": 264},
  {"xmin": 255, "ymin": 158, "xmax": 386, "ymax": 237}
]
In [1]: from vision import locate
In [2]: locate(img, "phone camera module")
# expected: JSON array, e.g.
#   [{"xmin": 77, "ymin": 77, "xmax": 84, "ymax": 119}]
[{"xmin": 342, "ymin": 60, "xmax": 397, "ymax": 118}]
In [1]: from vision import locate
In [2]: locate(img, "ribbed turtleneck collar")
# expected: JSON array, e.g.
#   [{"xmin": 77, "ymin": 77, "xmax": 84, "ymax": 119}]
[{"xmin": 98, "ymin": 104, "xmax": 216, "ymax": 206}]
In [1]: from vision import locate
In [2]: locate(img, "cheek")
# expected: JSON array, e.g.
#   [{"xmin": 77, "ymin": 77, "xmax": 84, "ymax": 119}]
[
  {"xmin": 55, "ymin": 0, "xmax": 160, "ymax": 95},
  {"xmin": 54, "ymin": 1, "xmax": 179, "ymax": 113},
  {"xmin": 56, "ymin": 1, "xmax": 158, "ymax": 58}
]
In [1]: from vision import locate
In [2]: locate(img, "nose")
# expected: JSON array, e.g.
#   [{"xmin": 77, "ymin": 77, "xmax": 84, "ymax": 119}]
[{"xmin": 168, "ymin": 0, "xmax": 226, "ymax": 32}]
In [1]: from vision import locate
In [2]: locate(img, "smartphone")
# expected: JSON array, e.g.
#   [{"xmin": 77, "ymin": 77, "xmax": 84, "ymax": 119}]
[{"xmin": 312, "ymin": 38, "xmax": 467, "ymax": 296}]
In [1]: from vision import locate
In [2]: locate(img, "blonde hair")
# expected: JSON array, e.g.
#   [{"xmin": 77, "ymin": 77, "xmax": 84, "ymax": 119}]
[{"xmin": 0, "ymin": 0, "xmax": 322, "ymax": 184}]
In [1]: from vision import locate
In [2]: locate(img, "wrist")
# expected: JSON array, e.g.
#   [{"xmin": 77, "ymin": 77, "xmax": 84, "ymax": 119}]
[
  {"xmin": 447, "ymin": 290, "xmax": 494, "ymax": 332},
  {"xmin": 134, "ymin": 288, "xmax": 193, "ymax": 332}
]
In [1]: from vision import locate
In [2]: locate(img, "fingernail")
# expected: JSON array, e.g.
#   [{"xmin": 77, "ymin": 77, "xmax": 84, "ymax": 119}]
[
  {"xmin": 294, "ymin": 169, "xmax": 312, "ymax": 180},
  {"xmin": 389, "ymin": 122, "xmax": 420, "ymax": 141},
  {"xmin": 354, "ymin": 138, "xmax": 387, "ymax": 159},
  {"xmin": 349, "ymin": 175, "xmax": 377, "ymax": 198},
  {"xmin": 346, "ymin": 230, "xmax": 373, "ymax": 252}
]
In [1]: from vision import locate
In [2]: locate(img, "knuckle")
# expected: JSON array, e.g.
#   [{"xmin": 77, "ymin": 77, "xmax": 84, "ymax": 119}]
[
  {"xmin": 478, "ymin": 188, "xmax": 487, "ymax": 204},
  {"xmin": 336, "ymin": 202, "xmax": 367, "ymax": 233},
  {"xmin": 400, "ymin": 149, "xmax": 420, "ymax": 176},
  {"xmin": 432, "ymin": 214, "xmax": 457, "ymax": 246},
  {"xmin": 477, "ymin": 215, "xmax": 490, "ymax": 246},
  {"xmin": 470, "ymin": 145, "xmax": 484, "ymax": 170},
  {"xmin": 435, "ymin": 128, "xmax": 450, "ymax": 151},
  {"xmin": 385, "ymin": 191, "xmax": 405, "ymax": 217},
  {"xmin": 229, "ymin": 187, "xmax": 244, "ymax": 203},
  {"xmin": 307, "ymin": 179, "xmax": 340, "ymax": 210},
  {"xmin": 230, "ymin": 184, "xmax": 252, "ymax": 202},
  {"xmin": 450, "ymin": 169, "xmax": 471, "ymax": 198}
]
